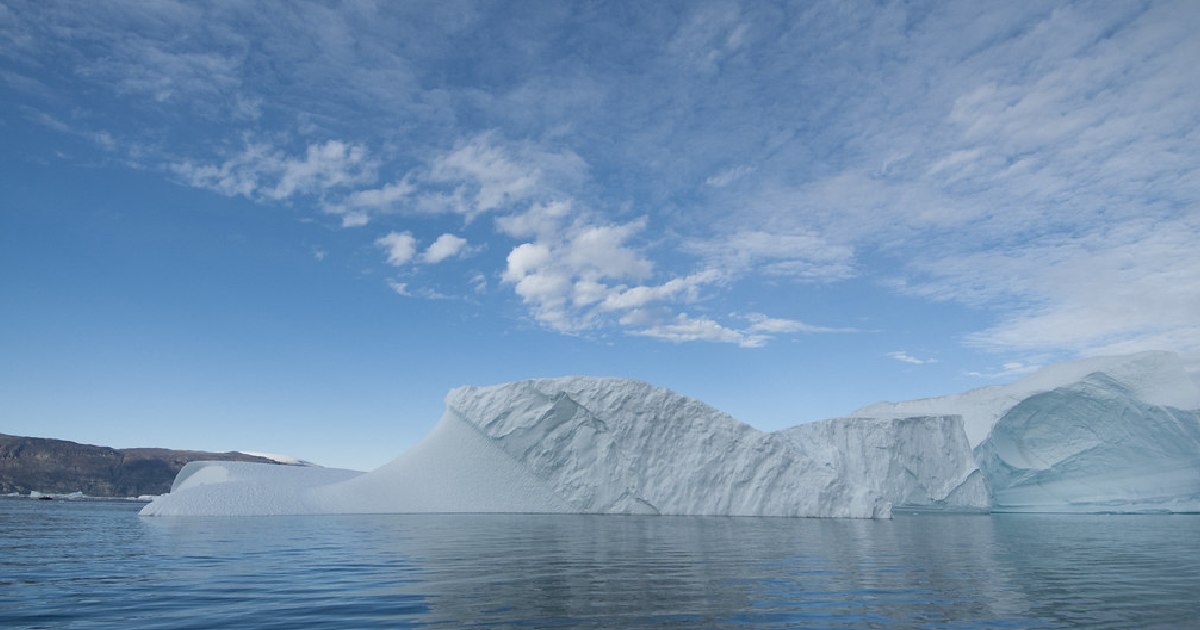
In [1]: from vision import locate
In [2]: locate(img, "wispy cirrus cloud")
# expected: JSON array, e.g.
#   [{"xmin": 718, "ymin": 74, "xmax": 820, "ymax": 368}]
[
  {"xmin": 6, "ymin": 0, "xmax": 1197, "ymax": 358},
  {"xmin": 888, "ymin": 351, "xmax": 936, "ymax": 366},
  {"xmin": 632, "ymin": 314, "xmax": 767, "ymax": 349}
]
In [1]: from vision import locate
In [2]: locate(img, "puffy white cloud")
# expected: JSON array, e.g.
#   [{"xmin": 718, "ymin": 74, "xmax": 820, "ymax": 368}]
[
  {"xmin": 500, "ymin": 216, "xmax": 679, "ymax": 332},
  {"xmin": 563, "ymin": 221, "xmax": 654, "ymax": 281},
  {"xmin": 495, "ymin": 200, "xmax": 572, "ymax": 240},
  {"xmin": 421, "ymin": 233, "xmax": 469, "ymax": 264},
  {"xmin": 376, "ymin": 231, "xmax": 417, "ymax": 266},
  {"xmin": 503, "ymin": 243, "xmax": 553, "ymax": 282}
]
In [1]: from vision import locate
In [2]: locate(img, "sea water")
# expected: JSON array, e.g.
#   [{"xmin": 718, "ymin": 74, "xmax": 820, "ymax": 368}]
[{"xmin": 2, "ymin": 498, "xmax": 1198, "ymax": 628}]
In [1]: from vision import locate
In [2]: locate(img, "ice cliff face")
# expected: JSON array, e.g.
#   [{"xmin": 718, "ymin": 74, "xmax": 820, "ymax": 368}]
[
  {"xmin": 435, "ymin": 377, "xmax": 985, "ymax": 518},
  {"xmin": 143, "ymin": 377, "xmax": 987, "ymax": 518},
  {"xmin": 856, "ymin": 351, "xmax": 1200, "ymax": 513},
  {"xmin": 782, "ymin": 416, "xmax": 990, "ymax": 512},
  {"xmin": 975, "ymin": 374, "xmax": 1200, "ymax": 512}
]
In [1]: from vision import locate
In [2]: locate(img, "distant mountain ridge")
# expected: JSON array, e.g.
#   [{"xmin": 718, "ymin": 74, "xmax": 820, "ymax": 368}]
[{"xmin": 0, "ymin": 433, "xmax": 287, "ymax": 497}]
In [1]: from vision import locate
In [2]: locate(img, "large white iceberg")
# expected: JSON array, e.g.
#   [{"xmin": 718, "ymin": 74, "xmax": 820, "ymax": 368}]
[
  {"xmin": 856, "ymin": 351, "xmax": 1200, "ymax": 512},
  {"xmin": 141, "ymin": 351, "xmax": 1200, "ymax": 518},
  {"xmin": 142, "ymin": 377, "xmax": 986, "ymax": 518}
]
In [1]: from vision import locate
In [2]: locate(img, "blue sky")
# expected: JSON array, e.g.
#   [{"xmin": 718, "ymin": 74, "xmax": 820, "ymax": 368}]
[{"xmin": 2, "ymin": 1, "xmax": 1198, "ymax": 471}]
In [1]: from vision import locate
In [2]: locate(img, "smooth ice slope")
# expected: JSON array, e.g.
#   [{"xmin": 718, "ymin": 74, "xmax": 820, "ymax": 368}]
[
  {"xmin": 856, "ymin": 351, "xmax": 1200, "ymax": 513},
  {"xmin": 140, "ymin": 461, "xmax": 362, "ymax": 516},
  {"xmin": 142, "ymin": 377, "xmax": 987, "ymax": 518}
]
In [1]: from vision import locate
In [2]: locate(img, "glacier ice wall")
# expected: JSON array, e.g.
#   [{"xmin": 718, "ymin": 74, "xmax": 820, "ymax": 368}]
[
  {"xmin": 142, "ymin": 377, "xmax": 987, "ymax": 518},
  {"xmin": 974, "ymin": 374, "xmax": 1200, "ymax": 512}
]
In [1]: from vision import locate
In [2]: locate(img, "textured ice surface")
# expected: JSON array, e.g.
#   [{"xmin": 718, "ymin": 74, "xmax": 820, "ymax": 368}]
[
  {"xmin": 782, "ymin": 416, "xmax": 990, "ymax": 511},
  {"xmin": 437, "ymin": 377, "xmax": 985, "ymax": 518},
  {"xmin": 142, "ymin": 377, "xmax": 985, "ymax": 518},
  {"xmin": 856, "ymin": 351, "xmax": 1200, "ymax": 513}
]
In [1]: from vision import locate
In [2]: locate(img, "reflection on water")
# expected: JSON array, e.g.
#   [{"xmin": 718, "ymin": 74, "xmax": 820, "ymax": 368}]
[{"xmin": 2, "ymin": 498, "xmax": 1198, "ymax": 628}]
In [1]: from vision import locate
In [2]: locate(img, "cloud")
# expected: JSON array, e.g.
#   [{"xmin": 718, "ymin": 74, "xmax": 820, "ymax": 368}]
[
  {"xmin": 667, "ymin": 3, "xmax": 749, "ymax": 74},
  {"xmin": 376, "ymin": 231, "xmax": 417, "ymax": 266},
  {"xmin": 470, "ymin": 273, "xmax": 488, "ymax": 294},
  {"xmin": 743, "ymin": 313, "xmax": 857, "ymax": 334},
  {"xmin": 687, "ymin": 230, "xmax": 856, "ymax": 282},
  {"xmin": 421, "ymin": 233, "xmax": 469, "ymax": 264},
  {"xmin": 965, "ymin": 361, "xmax": 1041, "ymax": 379},
  {"xmin": 631, "ymin": 314, "xmax": 767, "ymax": 349},
  {"xmin": 888, "ymin": 351, "xmax": 936, "ymax": 365},
  {"xmin": 495, "ymin": 200, "xmax": 573, "ymax": 240},
  {"xmin": 705, "ymin": 164, "xmax": 755, "ymax": 188},
  {"xmin": 10, "ymin": 1, "xmax": 1198, "ymax": 358},
  {"xmin": 331, "ymin": 179, "xmax": 414, "ymax": 216},
  {"xmin": 340, "ymin": 212, "xmax": 369, "ymax": 228},
  {"xmin": 599, "ymin": 270, "xmax": 721, "ymax": 311},
  {"xmin": 500, "ymin": 215, "xmax": 676, "ymax": 333},
  {"xmin": 172, "ymin": 140, "xmax": 376, "ymax": 203},
  {"xmin": 386, "ymin": 280, "xmax": 410, "ymax": 296},
  {"xmin": 904, "ymin": 216, "xmax": 1200, "ymax": 357},
  {"xmin": 418, "ymin": 132, "xmax": 588, "ymax": 218}
]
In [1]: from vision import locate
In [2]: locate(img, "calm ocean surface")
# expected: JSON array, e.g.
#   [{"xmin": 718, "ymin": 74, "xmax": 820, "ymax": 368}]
[{"xmin": 2, "ymin": 498, "xmax": 1197, "ymax": 628}]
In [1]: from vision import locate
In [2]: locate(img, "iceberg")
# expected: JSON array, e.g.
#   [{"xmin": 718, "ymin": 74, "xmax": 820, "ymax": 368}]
[
  {"xmin": 141, "ymin": 352, "xmax": 1200, "ymax": 518},
  {"xmin": 142, "ymin": 377, "xmax": 986, "ymax": 518},
  {"xmin": 856, "ymin": 351, "xmax": 1200, "ymax": 512}
]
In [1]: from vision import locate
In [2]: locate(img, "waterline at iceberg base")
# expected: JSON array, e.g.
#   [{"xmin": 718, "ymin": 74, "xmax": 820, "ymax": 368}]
[{"xmin": 141, "ymin": 351, "xmax": 1200, "ymax": 518}]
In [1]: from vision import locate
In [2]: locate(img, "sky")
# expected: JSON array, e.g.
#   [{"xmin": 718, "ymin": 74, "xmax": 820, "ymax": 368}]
[{"xmin": 2, "ymin": 1, "xmax": 1198, "ymax": 471}]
